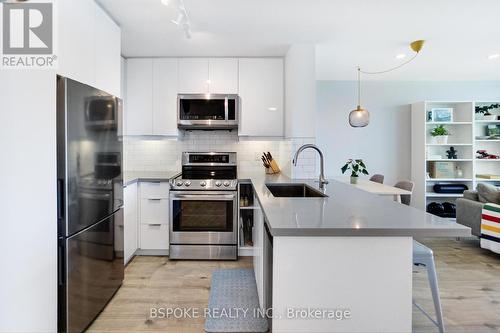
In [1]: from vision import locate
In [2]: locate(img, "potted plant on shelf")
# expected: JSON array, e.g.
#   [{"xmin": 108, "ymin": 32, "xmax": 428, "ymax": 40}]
[
  {"xmin": 430, "ymin": 125, "xmax": 450, "ymax": 144},
  {"xmin": 341, "ymin": 159, "xmax": 369, "ymax": 184},
  {"xmin": 475, "ymin": 104, "xmax": 500, "ymax": 120}
]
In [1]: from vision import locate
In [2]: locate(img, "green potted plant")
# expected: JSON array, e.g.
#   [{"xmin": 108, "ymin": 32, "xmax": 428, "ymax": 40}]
[
  {"xmin": 430, "ymin": 125, "xmax": 450, "ymax": 144},
  {"xmin": 341, "ymin": 159, "xmax": 369, "ymax": 184}
]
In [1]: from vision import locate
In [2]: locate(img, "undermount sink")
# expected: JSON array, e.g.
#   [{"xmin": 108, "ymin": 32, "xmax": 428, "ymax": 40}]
[{"xmin": 265, "ymin": 183, "xmax": 328, "ymax": 198}]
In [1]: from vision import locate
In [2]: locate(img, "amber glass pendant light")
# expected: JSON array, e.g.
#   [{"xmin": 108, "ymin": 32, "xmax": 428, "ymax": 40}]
[{"xmin": 349, "ymin": 68, "xmax": 370, "ymax": 127}]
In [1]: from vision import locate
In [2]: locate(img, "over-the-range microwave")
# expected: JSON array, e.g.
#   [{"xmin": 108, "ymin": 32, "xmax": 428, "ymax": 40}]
[{"xmin": 177, "ymin": 94, "xmax": 239, "ymax": 130}]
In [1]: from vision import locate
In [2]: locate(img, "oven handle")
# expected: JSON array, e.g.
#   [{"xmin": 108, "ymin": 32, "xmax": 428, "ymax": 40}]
[
  {"xmin": 171, "ymin": 193, "xmax": 236, "ymax": 200},
  {"xmin": 79, "ymin": 192, "xmax": 111, "ymax": 200}
]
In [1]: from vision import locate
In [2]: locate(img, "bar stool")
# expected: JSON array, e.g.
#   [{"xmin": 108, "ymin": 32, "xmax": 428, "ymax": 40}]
[
  {"xmin": 369, "ymin": 174, "xmax": 385, "ymax": 184},
  {"xmin": 395, "ymin": 182, "xmax": 445, "ymax": 333},
  {"xmin": 413, "ymin": 241, "xmax": 446, "ymax": 333}
]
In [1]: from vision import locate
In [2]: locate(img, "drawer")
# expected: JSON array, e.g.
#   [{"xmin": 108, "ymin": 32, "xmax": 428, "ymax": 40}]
[
  {"xmin": 140, "ymin": 182, "xmax": 169, "ymax": 199},
  {"xmin": 140, "ymin": 223, "xmax": 169, "ymax": 250},
  {"xmin": 140, "ymin": 198, "xmax": 169, "ymax": 223}
]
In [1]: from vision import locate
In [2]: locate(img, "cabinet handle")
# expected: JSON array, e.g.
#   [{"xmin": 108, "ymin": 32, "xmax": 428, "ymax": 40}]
[
  {"xmin": 148, "ymin": 223, "xmax": 162, "ymax": 227},
  {"xmin": 148, "ymin": 198, "xmax": 162, "ymax": 201}
]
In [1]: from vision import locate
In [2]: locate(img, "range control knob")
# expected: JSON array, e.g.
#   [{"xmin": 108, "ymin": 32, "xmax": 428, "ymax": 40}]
[
  {"xmin": 184, "ymin": 181, "xmax": 191, "ymax": 187},
  {"xmin": 215, "ymin": 181, "xmax": 222, "ymax": 187},
  {"xmin": 176, "ymin": 180, "xmax": 183, "ymax": 186},
  {"xmin": 223, "ymin": 181, "xmax": 230, "ymax": 187},
  {"xmin": 200, "ymin": 181, "xmax": 207, "ymax": 187}
]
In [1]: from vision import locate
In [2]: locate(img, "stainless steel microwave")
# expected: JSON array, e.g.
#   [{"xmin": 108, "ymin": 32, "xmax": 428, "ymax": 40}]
[{"xmin": 177, "ymin": 94, "xmax": 239, "ymax": 130}]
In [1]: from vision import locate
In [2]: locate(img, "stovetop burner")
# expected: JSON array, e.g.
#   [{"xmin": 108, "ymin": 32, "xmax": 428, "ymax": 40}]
[{"xmin": 171, "ymin": 152, "xmax": 238, "ymax": 191}]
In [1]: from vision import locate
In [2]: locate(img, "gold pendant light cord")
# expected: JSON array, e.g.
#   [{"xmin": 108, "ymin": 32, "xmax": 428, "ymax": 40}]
[
  {"xmin": 359, "ymin": 52, "xmax": 420, "ymax": 75},
  {"xmin": 357, "ymin": 67, "xmax": 361, "ymax": 106}
]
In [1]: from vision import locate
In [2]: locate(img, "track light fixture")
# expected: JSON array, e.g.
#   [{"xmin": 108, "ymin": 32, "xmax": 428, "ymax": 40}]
[{"xmin": 170, "ymin": 0, "xmax": 191, "ymax": 39}]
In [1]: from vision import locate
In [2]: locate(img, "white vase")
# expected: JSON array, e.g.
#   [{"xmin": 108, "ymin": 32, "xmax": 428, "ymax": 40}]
[
  {"xmin": 484, "ymin": 114, "xmax": 497, "ymax": 121},
  {"xmin": 433, "ymin": 135, "xmax": 448, "ymax": 144}
]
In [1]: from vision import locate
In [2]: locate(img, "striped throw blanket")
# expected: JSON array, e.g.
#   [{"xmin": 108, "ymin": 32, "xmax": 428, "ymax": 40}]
[{"xmin": 481, "ymin": 204, "xmax": 500, "ymax": 254}]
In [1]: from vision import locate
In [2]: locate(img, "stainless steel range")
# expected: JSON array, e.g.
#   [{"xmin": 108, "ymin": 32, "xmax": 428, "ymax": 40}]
[{"xmin": 169, "ymin": 152, "xmax": 238, "ymax": 260}]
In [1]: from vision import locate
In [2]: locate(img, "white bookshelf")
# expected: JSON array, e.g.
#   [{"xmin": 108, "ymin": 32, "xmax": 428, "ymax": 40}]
[{"xmin": 411, "ymin": 101, "xmax": 500, "ymax": 213}]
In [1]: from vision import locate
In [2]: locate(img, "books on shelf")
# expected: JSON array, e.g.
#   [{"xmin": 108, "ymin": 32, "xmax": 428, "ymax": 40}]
[{"xmin": 476, "ymin": 174, "xmax": 500, "ymax": 180}]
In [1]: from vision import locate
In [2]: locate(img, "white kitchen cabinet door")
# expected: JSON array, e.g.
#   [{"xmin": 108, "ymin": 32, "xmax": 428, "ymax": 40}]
[
  {"xmin": 178, "ymin": 58, "xmax": 209, "ymax": 93},
  {"xmin": 238, "ymin": 58, "xmax": 284, "ymax": 137},
  {"xmin": 124, "ymin": 183, "xmax": 138, "ymax": 264},
  {"xmin": 209, "ymin": 58, "xmax": 238, "ymax": 94},
  {"xmin": 94, "ymin": 4, "xmax": 121, "ymax": 97},
  {"xmin": 125, "ymin": 58, "xmax": 153, "ymax": 135},
  {"xmin": 140, "ymin": 199, "xmax": 169, "ymax": 224},
  {"xmin": 153, "ymin": 59, "xmax": 179, "ymax": 136},
  {"xmin": 140, "ymin": 224, "xmax": 169, "ymax": 250},
  {"xmin": 58, "ymin": 0, "xmax": 96, "ymax": 86}
]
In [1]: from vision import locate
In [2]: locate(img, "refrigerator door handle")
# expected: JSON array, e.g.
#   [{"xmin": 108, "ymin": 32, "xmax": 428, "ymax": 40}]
[
  {"xmin": 58, "ymin": 240, "xmax": 65, "ymax": 286},
  {"xmin": 57, "ymin": 178, "xmax": 65, "ymax": 220}
]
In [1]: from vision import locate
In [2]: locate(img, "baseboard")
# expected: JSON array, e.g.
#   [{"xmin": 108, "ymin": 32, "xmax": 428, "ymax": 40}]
[{"xmin": 135, "ymin": 249, "xmax": 169, "ymax": 256}]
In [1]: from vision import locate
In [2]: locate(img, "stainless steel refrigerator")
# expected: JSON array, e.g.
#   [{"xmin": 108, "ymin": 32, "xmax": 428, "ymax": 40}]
[{"xmin": 57, "ymin": 76, "xmax": 124, "ymax": 333}]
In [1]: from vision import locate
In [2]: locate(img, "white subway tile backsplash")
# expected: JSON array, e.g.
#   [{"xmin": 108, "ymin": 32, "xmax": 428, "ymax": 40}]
[{"xmin": 123, "ymin": 132, "xmax": 318, "ymax": 179}]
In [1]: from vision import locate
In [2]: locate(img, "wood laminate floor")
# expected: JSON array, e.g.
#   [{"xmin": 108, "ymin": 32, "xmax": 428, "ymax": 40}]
[{"xmin": 88, "ymin": 238, "xmax": 500, "ymax": 333}]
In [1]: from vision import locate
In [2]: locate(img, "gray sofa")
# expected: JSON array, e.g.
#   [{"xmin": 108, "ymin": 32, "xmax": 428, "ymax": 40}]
[{"xmin": 456, "ymin": 190, "xmax": 484, "ymax": 237}]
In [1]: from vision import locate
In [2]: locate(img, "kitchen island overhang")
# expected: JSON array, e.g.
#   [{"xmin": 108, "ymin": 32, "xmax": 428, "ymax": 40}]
[{"xmin": 241, "ymin": 172, "xmax": 471, "ymax": 333}]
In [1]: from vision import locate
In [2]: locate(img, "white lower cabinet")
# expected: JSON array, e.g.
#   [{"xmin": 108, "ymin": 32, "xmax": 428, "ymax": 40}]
[
  {"xmin": 124, "ymin": 182, "xmax": 138, "ymax": 264},
  {"xmin": 253, "ymin": 202, "xmax": 265, "ymax": 308},
  {"xmin": 140, "ymin": 224, "xmax": 169, "ymax": 250},
  {"xmin": 138, "ymin": 182, "xmax": 170, "ymax": 252}
]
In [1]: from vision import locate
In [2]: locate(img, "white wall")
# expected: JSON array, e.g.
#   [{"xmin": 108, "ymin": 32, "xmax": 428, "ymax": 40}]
[
  {"xmin": 0, "ymin": 71, "xmax": 57, "ymax": 332},
  {"xmin": 316, "ymin": 80, "xmax": 500, "ymax": 185}
]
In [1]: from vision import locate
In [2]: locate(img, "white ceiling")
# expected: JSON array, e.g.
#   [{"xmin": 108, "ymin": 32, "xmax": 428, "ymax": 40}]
[{"xmin": 97, "ymin": 0, "xmax": 500, "ymax": 80}]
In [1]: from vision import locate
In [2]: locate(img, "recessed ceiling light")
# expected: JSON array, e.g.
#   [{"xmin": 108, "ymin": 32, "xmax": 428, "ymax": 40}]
[
  {"xmin": 395, "ymin": 54, "xmax": 406, "ymax": 59},
  {"xmin": 161, "ymin": 0, "xmax": 169, "ymax": 6},
  {"xmin": 488, "ymin": 54, "xmax": 500, "ymax": 60}
]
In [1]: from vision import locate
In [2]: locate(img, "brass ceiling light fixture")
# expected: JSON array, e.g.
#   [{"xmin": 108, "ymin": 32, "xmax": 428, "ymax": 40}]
[{"xmin": 349, "ymin": 39, "xmax": 425, "ymax": 128}]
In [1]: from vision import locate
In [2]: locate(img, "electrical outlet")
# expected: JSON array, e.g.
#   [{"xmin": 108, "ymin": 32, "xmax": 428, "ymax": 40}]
[{"xmin": 254, "ymin": 152, "xmax": 261, "ymax": 161}]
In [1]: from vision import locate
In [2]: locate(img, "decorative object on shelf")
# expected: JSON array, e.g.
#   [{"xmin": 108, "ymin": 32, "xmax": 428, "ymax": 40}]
[
  {"xmin": 341, "ymin": 159, "xmax": 369, "ymax": 184},
  {"xmin": 430, "ymin": 125, "xmax": 450, "ymax": 144},
  {"xmin": 476, "ymin": 174, "xmax": 500, "ymax": 179},
  {"xmin": 433, "ymin": 183, "xmax": 468, "ymax": 194},
  {"xmin": 349, "ymin": 39, "xmax": 425, "ymax": 128},
  {"xmin": 426, "ymin": 201, "xmax": 456, "ymax": 218},
  {"xmin": 476, "ymin": 150, "xmax": 500, "ymax": 159},
  {"xmin": 487, "ymin": 124, "xmax": 500, "ymax": 137},
  {"xmin": 261, "ymin": 152, "xmax": 280, "ymax": 174},
  {"xmin": 428, "ymin": 161, "xmax": 455, "ymax": 179},
  {"xmin": 475, "ymin": 103, "xmax": 500, "ymax": 120},
  {"xmin": 429, "ymin": 108, "xmax": 453, "ymax": 122},
  {"xmin": 446, "ymin": 146, "xmax": 458, "ymax": 159},
  {"xmin": 455, "ymin": 165, "xmax": 464, "ymax": 178}
]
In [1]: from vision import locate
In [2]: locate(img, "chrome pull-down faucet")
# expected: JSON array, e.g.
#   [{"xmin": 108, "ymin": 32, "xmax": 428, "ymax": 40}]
[{"xmin": 292, "ymin": 144, "xmax": 329, "ymax": 189}]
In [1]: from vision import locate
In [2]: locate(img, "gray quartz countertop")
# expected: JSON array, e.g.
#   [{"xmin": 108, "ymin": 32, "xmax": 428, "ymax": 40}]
[
  {"xmin": 239, "ymin": 171, "xmax": 471, "ymax": 238},
  {"xmin": 123, "ymin": 170, "xmax": 180, "ymax": 186}
]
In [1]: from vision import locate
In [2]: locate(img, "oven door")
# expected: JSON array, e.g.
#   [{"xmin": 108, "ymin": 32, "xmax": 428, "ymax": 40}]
[{"xmin": 170, "ymin": 191, "xmax": 237, "ymax": 245}]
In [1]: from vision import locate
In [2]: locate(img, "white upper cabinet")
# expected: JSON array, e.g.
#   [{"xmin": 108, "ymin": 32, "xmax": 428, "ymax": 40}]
[
  {"xmin": 94, "ymin": 4, "xmax": 121, "ymax": 97},
  {"xmin": 178, "ymin": 58, "xmax": 209, "ymax": 93},
  {"xmin": 125, "ymin": 58, "xmax": 153, "ymax": 135},
  {"xmin": 152, "ymin": 59, "xmax": 179, "ymax": 136},
  {"xmin": 208, "ymin": 58, "xmax": 238, "ymax": 94},
  {"xmin": 178, "ymin": 58, "xmax": 238, "ymax": 94},
  {"xmin": 238, "ymin": 58, "xmax": 284, "ymax": 137},
  {"xmin": 58, "ymin": 0, "xmax": 96, "ymax": 86}
]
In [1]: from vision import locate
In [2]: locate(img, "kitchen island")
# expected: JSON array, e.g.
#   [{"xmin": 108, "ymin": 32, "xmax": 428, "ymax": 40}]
[{"xmin": 241, "ymin": 172, "xmax": 470, "ymax": 333}]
